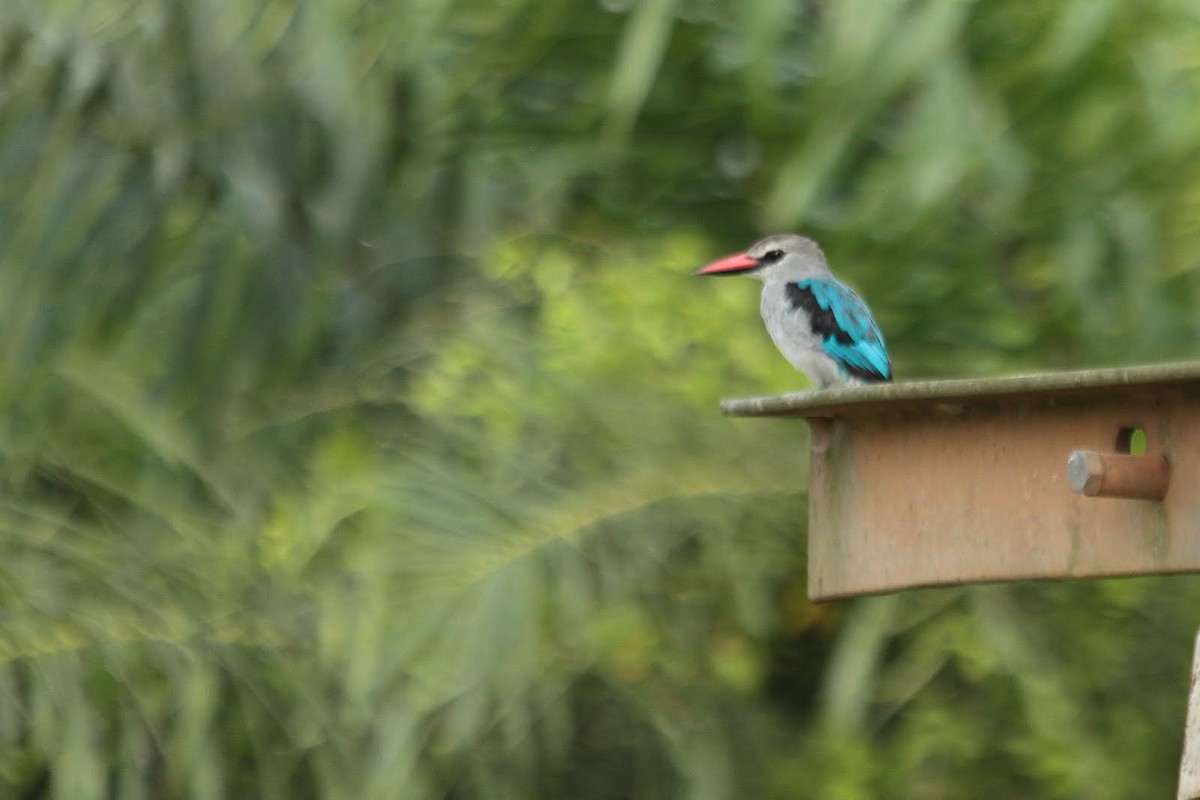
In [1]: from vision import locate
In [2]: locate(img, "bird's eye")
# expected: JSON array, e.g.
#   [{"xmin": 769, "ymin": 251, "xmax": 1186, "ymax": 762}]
[{"xmin": 761, "ymin": 249, "xmax": 785, "ymax": 262}]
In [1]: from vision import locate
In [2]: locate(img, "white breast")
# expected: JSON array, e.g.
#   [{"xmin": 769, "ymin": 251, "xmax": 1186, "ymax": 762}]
[{"xmin": 759, "ymin": 281, "xmax": 843, "ymax": 388}]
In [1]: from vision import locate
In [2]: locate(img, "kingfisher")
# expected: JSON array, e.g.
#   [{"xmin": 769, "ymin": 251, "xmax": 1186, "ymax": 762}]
[{"xmin": 695, "ymin": 234, "xmax": 892, "ymax": 388}]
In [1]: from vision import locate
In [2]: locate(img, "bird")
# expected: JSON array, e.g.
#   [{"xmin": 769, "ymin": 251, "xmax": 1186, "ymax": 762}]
[{"xmin": 694, "ymin": 233, "xmax": 892, "ymax": 388}]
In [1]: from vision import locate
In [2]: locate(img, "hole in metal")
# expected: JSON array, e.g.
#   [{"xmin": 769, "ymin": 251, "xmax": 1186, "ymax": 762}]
[{"xmin": 1115, "ymin": 426, "xmax": 1146, "ymax": 455}]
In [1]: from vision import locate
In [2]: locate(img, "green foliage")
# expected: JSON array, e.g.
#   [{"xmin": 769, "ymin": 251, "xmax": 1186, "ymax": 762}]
[{"xmin": 0, "ymin": 0, "xmax": 1198, "ymax": 797}]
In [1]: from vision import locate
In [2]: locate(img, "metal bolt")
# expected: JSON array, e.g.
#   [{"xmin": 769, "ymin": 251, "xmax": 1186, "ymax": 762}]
[{"xmin": 1066, "ymin": 450, "xmax": 1170, "ymax": 500}]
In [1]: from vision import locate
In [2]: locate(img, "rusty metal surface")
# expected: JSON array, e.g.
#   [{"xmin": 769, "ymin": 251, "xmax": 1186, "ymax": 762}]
[
  {"xmin": 719, "ymin": 363, "xmax": 1200, "ymax": 600},
  {"xmin": 1179, "ymin": 629, "xmax": 1200, "ymax": 800}
]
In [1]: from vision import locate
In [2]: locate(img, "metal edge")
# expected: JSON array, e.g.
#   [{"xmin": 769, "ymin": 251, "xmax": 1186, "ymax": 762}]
[{"xmin": 720, "ymin": 361, "xmax": 1200, "ymax": 418}]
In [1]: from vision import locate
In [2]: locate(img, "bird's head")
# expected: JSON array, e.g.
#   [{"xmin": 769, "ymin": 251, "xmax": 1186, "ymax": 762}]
[{"xmin": 694, "ymin": 233, "xmax": 829, "ymax": 282}]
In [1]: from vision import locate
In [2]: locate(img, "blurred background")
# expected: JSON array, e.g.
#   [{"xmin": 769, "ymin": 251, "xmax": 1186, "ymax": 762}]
[{"xmin": 1, "ymin": 0, "xmax": 1199, "ymax": 797}]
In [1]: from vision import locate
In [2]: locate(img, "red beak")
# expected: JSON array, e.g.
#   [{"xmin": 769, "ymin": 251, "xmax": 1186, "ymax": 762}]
[{"xmin": 693, "ymin": 252, "xmax": 759, "ymax": 276}]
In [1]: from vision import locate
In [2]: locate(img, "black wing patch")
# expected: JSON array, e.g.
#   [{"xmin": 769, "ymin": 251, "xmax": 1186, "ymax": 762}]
[{"xmin": 785, "ymin": 283, "xmax": 852, "ymax": 345}]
